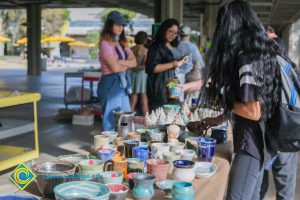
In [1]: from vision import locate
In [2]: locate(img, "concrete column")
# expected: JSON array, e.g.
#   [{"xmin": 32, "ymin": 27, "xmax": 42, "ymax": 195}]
[
  {"xmin": 27, "ymin": 5, "xmax": 41, "ymax": 76},
  {"xmin": 280, "ymin": 23, "xmax": 292, "ymax": 54},
  {"xmin": 154, "ymin": 0, "xmax": 183, "ymax": 24},
  {"xmin": 203, "ymin": 4, "xmax": 219, "ymax": 36}
]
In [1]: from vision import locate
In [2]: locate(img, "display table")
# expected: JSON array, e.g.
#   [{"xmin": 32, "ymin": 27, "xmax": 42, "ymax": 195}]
[
  {"xmin": 126, "ymin": 139, "xmax": 234, "ymax": 200},
  {"xmin": 0, "ymin": 91, "xmax": 41, "ymax": 171}
]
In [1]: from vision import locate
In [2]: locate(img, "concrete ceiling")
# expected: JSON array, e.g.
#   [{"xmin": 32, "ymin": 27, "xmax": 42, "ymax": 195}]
[{"xmin": 1, "ymin": 0, "xmax": 300, "ymax": 32}]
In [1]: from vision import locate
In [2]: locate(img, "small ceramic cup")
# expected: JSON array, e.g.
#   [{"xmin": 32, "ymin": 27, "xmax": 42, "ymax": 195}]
[
  {"xmin": 106, "ymin": 183, "xmax": 129, "ymax": 200},
  {"xmin": 97, "ymin": 149, "xmax": 115, "ymax": 162},
  {"xmin": 169, "ymin": 142, "xmax": 185, "ymax": 153},
  {"xmin": 179, "ymin": 149, "xmax": 196, "ymax": 161},
  {"xmin": 100, "ymin": 171, "xmax": 123, "ymax": 184},
  {"xmin": 127, "ymin": 158, "xmax": 144, "ymax": 173},
  {"xmin": 163, "ymin": 152, "xmax": 181, "ymax": 178},
  {"xmin": 101, "ymin": 131, "xmax": 118, "ymax": 143},
  {"xmin": 94, "ymin": 135, "xmax": 109, "ymax": 150}
]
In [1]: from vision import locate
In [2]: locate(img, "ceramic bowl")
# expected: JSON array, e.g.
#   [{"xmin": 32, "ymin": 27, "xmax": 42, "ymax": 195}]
[
  {"xmin": 163, "ymin": 104, "xmax": 181, "ymax": 114},
  {"xmin": 211, "ymin": 126, "xmax": 228, "ymax": 144},
  {"xmin": 178, "ymin": 131, "xmax": 197, "ymax": 143},
  {"xmin": 178, "ymin": 149, "xmax": 196, "ymax": 161},
  {"xmin": 0, "ymin": 195, "xmax": 38, "ymax": 200},
  {"xmin": 31, "ymin": 161, "xmax": 76, "ymax": 199},
  {"xmin": 54, "ymin": 181, "xmax": 110, "ymax": 200},
  {"xmin": 102, "ymin": 131, "xmax": 118, "ymax": 143},
  {"xmin": 136, "ymin": 128, "xmax": 147, "ymax": 134},
  {"xmin": 100, "ymin": 171, "xmax": 123, "ymax": 184},
  {"xmin": 145, "ymin": 129, "xmax": 166, "ymax": 142},
  {"xmin": 57, "ymin": 154, "xmax": 88, "ymax": 165},
  {"xmin": 156, "ymin": 179, "xmax": 177, "ymax": 196},
  {"xmin": 106, "ymin": 183, "xmax": 129, "ymax": 200},
  {"xmin": 194, "ymin": 161, "xmax": 218, "ymax": 178},
  {"xmin": 173, "ymin": 160, "xmax": 195, "ymax": 168}
]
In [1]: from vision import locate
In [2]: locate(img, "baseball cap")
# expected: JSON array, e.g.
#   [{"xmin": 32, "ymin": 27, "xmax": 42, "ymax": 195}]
[
  {"xmin": 180, "ymin": 25, "xmax": 191, "ymax": 35},
  {"xmin": 107, "ymin": 11, "xmax": 127, "ymax": 25}
]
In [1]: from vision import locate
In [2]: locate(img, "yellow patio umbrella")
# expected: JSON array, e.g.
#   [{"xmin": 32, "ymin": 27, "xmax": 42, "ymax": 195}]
[
  {"xmin": 42, "ymin": 36, "xmax": 75, "ymax": 43},
  {"xmin": 0, "ymin": 36, "xmax": 11, "ymax": 42},
  {"xmin": 68, "ymin": 41, "xmax": 89, "ymax": 47},
  {"xmin": 13, "ymin": 43, "xmax": 20, "ymax": 47},
  {"xmin": 17, "ymin": 37, "xmax": 27, "ymax": 45},
  {"xmin": 87, "ymin": 43, "xmax": 96, "ymax": 47}
]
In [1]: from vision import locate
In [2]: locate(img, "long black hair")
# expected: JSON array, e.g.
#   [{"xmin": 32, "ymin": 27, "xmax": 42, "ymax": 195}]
[
  {"xmin": 152, "ymin": 18, "xmax": 179, "ymax": 47},
  {"xmin": 206, "ymin": 0, "xmax": 281, "ymax": 119}
]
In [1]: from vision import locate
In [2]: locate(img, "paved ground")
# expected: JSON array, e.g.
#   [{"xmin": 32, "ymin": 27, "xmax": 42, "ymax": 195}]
[{"xmin": 0, "ymin": 62, "xmax": 299, "ymax": 199}]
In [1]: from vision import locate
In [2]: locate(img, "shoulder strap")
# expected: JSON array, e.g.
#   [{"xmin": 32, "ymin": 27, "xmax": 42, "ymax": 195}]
[{"xmin": 115, "ymin": 44, "xmax": 128, "ymax": 60}]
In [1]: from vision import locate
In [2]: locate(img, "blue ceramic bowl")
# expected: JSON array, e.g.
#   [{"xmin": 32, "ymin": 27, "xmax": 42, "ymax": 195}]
[
  {"xmin": 173, "ymin": 160, "xmax": 195, "ymax": 168},
  {"xmin": 211, "ymin": 126, "xmax": 228, "ymax": 144},
  {"xmin": 100, "ymin": 171, "xmax": 123, "ymax": 184},
  {"xmin": 54, "ymin": 181, "xmax": 110, "ymax": 200},
  {"xmin": 0, "ymin": 195, "xmax": 38, "ymax": 200}
]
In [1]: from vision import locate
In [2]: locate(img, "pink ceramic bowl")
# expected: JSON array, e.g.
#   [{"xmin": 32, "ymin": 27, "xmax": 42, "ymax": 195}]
[{"xmin": 106, "ymin": 183, "xmax": 129, "ymax": 200}]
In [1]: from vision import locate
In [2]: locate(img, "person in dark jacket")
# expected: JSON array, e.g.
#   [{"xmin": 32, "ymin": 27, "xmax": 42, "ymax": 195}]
[{"xmin": 145, "ymin": 18, "xmax": 187, "ymax": 111}]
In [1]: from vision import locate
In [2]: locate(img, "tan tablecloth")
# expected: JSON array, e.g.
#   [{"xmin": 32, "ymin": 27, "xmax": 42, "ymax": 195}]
[{"xmin": 126, "ymin": 139, "xmax": 233, "ymax": 200}]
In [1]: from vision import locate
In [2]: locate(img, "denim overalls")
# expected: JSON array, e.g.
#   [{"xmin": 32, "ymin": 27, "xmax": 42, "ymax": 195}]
[{"xmin": 97, "ymin": 45, "xmax": 132, "ymax": 131}]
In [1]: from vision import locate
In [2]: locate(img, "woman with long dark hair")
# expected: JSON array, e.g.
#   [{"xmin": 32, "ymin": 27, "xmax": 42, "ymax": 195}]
[
  {"xmin": 204, "ymin": 1, "xmax": 282, "ymax": 199},
  {"xmin": 146, "ymin": 18, "xmax": 187, "ymax": 111},
  {"xmin": 97, "ymin": 11, "xmax": 137, "ymax": 131}
]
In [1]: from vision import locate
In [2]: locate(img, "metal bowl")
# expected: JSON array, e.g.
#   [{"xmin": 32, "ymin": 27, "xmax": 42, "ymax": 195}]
[{"xmin": 31, "ymin": 161, "xmax": 76, "ymax": 199}]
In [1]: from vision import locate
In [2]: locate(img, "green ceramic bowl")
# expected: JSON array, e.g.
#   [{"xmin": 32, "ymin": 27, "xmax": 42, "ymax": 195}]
[{"xmin": 163, "ymin": 104, "xmax": 181, "ymax": 114}]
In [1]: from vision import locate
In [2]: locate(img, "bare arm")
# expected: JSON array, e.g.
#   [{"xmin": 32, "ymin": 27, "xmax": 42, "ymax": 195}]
[
  {"xmin": 153, "ymin": 58, "xmax": 186, "ymax": 73},
  {"xmin": 120, "ymin": 52, "xmax": 137, "ymax": 68},
  {"xmin": 233, "ymin": 101, "xmax": 261, "ymax": 121},
  {"xmin": 104, "ymin": 55, "xmax": 128, "ymax": 73},
  {"xmin": 178, "ymin": 80, "xmax": 204, "ymax": 92}
]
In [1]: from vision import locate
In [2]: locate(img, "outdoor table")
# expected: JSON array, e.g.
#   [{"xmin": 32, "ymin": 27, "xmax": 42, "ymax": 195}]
[{"xmin": 126, "ymin": 138, "xmax": 234, "ymax": 200}]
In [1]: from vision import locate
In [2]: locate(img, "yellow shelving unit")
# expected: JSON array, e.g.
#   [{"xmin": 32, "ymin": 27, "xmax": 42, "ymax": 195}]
[{"xmin": 0, "ymin": 91, "xmax": 41, "ymax": 171}]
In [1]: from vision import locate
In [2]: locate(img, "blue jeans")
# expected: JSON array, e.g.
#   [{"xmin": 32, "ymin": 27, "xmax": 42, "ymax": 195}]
[
  {"xmin": 260, "ymin": 152, "xmax": 298, "ymax": 200},
  {"xmin": 97, "ymin": 74, "xmax": 131, "ymax": 131},
  {"xmin": 226, "ymin": 151, "xmax": 264, "ymax": 200}
]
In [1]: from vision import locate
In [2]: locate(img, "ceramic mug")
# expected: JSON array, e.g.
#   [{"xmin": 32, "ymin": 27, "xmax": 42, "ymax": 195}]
[
  {"xmin": 147, "ymin": 159, "xmax": 169, "ymax": 182},
  {"xmin": 128, "ymin": 132, "xmax": 141, "ymax": 142},
  {"xmin": 132, "ymin": 146, "xmax": 149, "ymax": 168},
  {"xmin": 127, "ymin": 158, "xmax": 144, "ymax": 173},
  {"xmin": 171, "ymin": 181, "xmax": 194, "ymax": 200},
  {"xmin": 104, "ymin": 157, "xmax": 127, "ymax": 179},
  {"xmin": 123, "ymin": 140, "xmax": 139, "ymax": 158},
  {"xmin": 78, "ymin": 159, "xmax": 104, "ymax": 181},
  {"xmin": 169, "ymin": 142, "xmax": 185, "ymax": 153},
  {"xmin": 94, "ymin": 135, "xmax": 109, "ymax": 150},
  {"xmin": 151, "ymin": 143, "xmax": 170, "ymax": 159},
  {"xmin": 172, "ymin": 160, "xmax": 195, "ymax": 183},
  {"xmin": 97, "ymin": 149, "xmax": 115, "ymax": 162},
  {"xmin": 179, "ymin": 149, "xmax": 196, "ymax": 161},
  {"xmin": 163, "ymin": 152, "xmax": 181, "ymax": 178},
  {"xmin": 197, "ymin": 137, "xmax": 216, "ymax": 162},
  {"xmin": 101, "ymin": 131, "xmax": 118, "ymax": 143},
  {"xmin": 100, "ymin": 171, "xmax": 123, "ymax": 184}
]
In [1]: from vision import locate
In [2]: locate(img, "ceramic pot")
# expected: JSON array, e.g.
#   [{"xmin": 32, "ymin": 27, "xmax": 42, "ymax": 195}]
[
  {"xmin": 132, "ymin": 146, "xmax": 149, "ymax": 168},
  {"xmin": 150, "ymin": 143, "xmax": 170, "ymax": 159},
  {"xmin": 127, "ymin": 158, "xmax": 144, "ymax": 173},
  {"xmin": 94, "ymin": 135, "xmax": 110, "ymax": 150},
  {"xmin": 79, "ymin": 159, "xmax": 104, "ymax": 181},
  {"xmin": 104, "ymin": 157, "xmax": 127, "ymax": 179},
  {"xmin": 169, "ymin": 142, "xmax": 185, "ymax": 153},
  {"xmin": 162, "ymin": 152, "xmax": 181, "ymax": 178},
  {"xmin": 123, "ymin": 140, "xmax": 139, "ymax": 158},
  {"xmin": 147, "ymin": 159, "xmax": 169, "ymax": 182},
  {"xmin": 132, "ymin": 173, "xmax": 155, "ymax": 200},
  {"xmin": 211, "ymin": 126, "xmax": 228, "ymax": 144},
  {"xmin": 102, "ymin": 131, "xmax": 118, "ymax": 143},
  {"xmin": 106, "ymin": 183, "xmax": 129, "ymax": 200},
  {"xmin": 31, "ymin": 162, "xmax": 76, "ymax": 199},
  {"xmin": 179, "ymin": 149, "xmax": 196, "ymax": 161},
  {"xmin": 97, "ymin": 149, "xmax": 115, "ymax": 162},
  {"xmin": 171, "ymin": 181, "xmax": 194, "ymax": 200},
  {"xmin": 100, "ymin": 171, "xmax": 123, "ymax": 184},
  {"xmin": 172, "ymin": 160, "xmax": 195, "ymax": 183}
]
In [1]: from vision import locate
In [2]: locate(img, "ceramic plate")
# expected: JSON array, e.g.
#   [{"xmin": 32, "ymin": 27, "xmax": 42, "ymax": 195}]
[{"xmin": 194, "ymin": 162, "xmax": 217, "ymax": 178}]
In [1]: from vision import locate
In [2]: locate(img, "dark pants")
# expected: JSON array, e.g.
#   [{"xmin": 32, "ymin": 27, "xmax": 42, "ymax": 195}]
[
  {"xmin": 260, "ymin": 152, "xmax": 298, "ymax": 200},
  {"xmin": 226, "ymin": 151, "xmax": 264, "ymax": 200}
]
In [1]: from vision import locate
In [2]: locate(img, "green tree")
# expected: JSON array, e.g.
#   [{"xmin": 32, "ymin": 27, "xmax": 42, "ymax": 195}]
[
  {"xmin": 86, "ymin": 30, "xmax": 100, "ymax": 59},
  {"xmin": 42, "ymin": 8, "xmax": 70, "ymax": 36}
]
